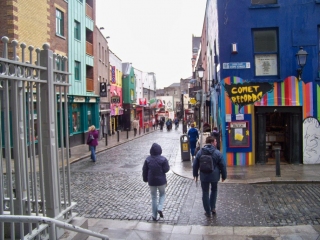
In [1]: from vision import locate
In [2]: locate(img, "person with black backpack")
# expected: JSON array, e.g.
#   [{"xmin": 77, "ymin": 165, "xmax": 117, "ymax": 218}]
[{"xmin": 192, "ymin": 136, "xmax": 227, "ymax": 217}]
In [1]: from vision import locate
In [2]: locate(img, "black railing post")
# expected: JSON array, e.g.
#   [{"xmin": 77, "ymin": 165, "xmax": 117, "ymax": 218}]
[
  {"xmin": 105, "ymin": 133, "xmax": 108, "ymax": 146},
  {"xmin": 117, "ymin": 130, "xmax": 120, "ymax": 142},
  {"xmin": 275, "ymin": 147, "xmax": 281, "ymax": 177}
]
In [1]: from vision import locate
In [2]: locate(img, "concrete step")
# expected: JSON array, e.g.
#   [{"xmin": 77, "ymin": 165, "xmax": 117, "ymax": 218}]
[{"xmin": 59, "ymin": 217, "xmax": 88, "ymax": 240}]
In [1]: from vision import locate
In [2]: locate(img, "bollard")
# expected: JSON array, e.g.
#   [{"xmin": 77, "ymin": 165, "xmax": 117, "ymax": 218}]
[
  {"xmin": 117, "ymin": 130, "xmax": 120, "ymax": 142},
  {"xmin": 274, "ymin": 147, "xmax": 281, "ymax": 177},
  {"xmin": 127, "ymin": 130, "xmax": 129, "ymax": 139},
  {"xmin": 105, "ymin": 133, "xmax": 108, "ymax": 146}
]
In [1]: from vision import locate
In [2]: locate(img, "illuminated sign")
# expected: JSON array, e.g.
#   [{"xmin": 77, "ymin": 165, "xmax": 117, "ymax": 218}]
[{"xmin": 224, "ymin": 82, "xmax": 273, "ymax": 109}]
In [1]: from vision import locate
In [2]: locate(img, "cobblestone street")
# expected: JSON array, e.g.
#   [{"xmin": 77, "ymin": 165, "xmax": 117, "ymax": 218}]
[{"xmin": 70, "ymin": 129, "xmax": 320, "ymax": 227}]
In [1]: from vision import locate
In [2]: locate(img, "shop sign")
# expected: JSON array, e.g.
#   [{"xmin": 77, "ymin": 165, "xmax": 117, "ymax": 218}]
[
  {"xmin": 111, "ymin": 96, "xmax": 120, "ymax": 103},
  {"xmin": 224, "ymin": 82, "xmax": 273, "ymax": 109},
  {"xmin": 139, "ymin": 98, "xmax": 147, "ymax": 105},
  {"xmin": 74, "ymin": 97, "xmax": 85, "ymax": 102}
]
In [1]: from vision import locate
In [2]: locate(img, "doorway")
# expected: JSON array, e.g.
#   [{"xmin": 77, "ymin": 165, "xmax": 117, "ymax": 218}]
[{"xmin": 255, "ymin": 106, "xmax": 302, "ymax": 164}]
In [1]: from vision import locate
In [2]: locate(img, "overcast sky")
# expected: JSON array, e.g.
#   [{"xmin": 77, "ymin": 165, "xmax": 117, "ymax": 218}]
[{"xmin": 96, "ymin": 0, "xmax": 206, "ymax": 89}]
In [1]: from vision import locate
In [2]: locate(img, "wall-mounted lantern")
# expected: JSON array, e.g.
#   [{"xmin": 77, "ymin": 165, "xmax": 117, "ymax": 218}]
[{"xmin": 296, "ymin": 46, "xmax": 308, "ymax": 81}]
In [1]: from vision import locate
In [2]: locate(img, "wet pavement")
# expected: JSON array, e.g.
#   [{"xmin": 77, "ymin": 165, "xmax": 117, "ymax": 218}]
[{"xmin": 66, "ymin": 127, "xmax": 320, "ymax": 239}]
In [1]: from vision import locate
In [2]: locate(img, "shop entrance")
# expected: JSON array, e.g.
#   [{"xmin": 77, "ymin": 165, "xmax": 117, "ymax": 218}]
[{"xmin": 255, "ymin": 106, "xmax": 302, "ymax": 164}]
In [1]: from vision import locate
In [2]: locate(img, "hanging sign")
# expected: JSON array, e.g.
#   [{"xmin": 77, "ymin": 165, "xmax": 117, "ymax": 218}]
[
  {"xmin": 224, "ymin": 82, "xmax": 273, "ymax": 109},
  {"xmin": 111, "ymin": 96, "xmax": 120, "ymax": 103}
]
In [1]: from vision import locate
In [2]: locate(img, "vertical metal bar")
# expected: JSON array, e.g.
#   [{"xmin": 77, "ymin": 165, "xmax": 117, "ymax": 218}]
[
  {"xmin": 39, "ymin": 44, "xmax": 60, "ymax": 219},
  {"xmin": 4, "ymin": 81, "xmax": 15, "ymax": 240},
  {"xmin": 53, "ymin": 54, "xmax": 62, "ymax": 213},
  {"xmin": 63, "ymin": 74, "xmax": 72, "ymax": 208},
  {"xmin": 11, "ymin": 40, "xmax": 25, "ymax": 236},
  {"xmin": 27, "ymin": 81, "xmax": 34, "ymax": 207},
  {"xmin": 36, "ymin": 82, "xmax": 46, "ymax": 217},
  {"xmin": 48, "ymin": 222, "xmax": 56, "ymax": 240},
  {"xmin": 35, "ymin": 50, "xmax": 46, "ymax": 217},
  {"xmin": 1, "ymin": 36, "xmax": 14, "ymax": 239},
  {"xmin": 0, "ymin": 80, "xmax": 4, "ymax": 240},
  {"xmin": 30, "ymin": 80, "xmax": 39, "ymax": 217},
  {"xmin": 23, "ymin": 83, "xmax": 32, "ymax": 234},
  {"xmin": 20, "ymin": 42, "xmax": 33, "ymax": 234},
  {"xmin": 59, "ymin": 87, "xmax": 67, "ymax": 210}
]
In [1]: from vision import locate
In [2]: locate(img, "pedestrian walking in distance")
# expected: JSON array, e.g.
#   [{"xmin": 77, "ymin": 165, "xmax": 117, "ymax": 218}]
[
  {"xmin": 132, "ymin": 118, "xmax": 139, "ymax": 136},
  {"xmin": 188, "ymin": 123, "xmax": 199, "ymax": 158},
  {"xmin": 142, "ymin": 143, "xmax": 170, "ymax": 221},
  {"xmin": 193, "ymin": 136, "xmax": 227, "ymax": 217},
  {"xmin": 87, "ymin": 125, "xmax": 99, "ymax": 163}
]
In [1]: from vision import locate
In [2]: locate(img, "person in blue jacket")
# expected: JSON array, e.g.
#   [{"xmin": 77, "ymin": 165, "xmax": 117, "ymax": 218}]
[
  {"xmin": 193, "ymin": 136, "xmax": 227, "ymax": 217},
  {"xmin": 187, "ymin": 123, "xmax": 199, "ymax": 158},
  {"xmin": 142, "ymin": 143, "xmax": 170, "ymax": 221}
]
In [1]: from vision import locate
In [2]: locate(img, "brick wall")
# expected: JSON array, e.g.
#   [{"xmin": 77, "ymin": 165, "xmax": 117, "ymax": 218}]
[{"xmin": 49, "ymin": 0, "xmax": 68, "ymax": 56}]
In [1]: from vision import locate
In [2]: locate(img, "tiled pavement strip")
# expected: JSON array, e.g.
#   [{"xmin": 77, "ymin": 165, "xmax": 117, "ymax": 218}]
[{"xmin": 67, "ymin": 128, "xmax": 320, "ymax": 239}]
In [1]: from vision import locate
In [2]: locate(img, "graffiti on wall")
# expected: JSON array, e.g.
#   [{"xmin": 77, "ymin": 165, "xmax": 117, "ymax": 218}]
[{"xmin": 303, "ymin": 117, "xmax": 320, "ymax": 164}]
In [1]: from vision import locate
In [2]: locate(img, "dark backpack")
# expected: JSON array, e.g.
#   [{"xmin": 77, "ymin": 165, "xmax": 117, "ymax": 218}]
[{"xmin": 199, "ymin": 151, "xmax": 215, "ymax": 174}]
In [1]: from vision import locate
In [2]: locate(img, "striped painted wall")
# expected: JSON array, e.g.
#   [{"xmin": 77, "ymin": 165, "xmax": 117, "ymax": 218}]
[
  {"xmin": 221, "ymin": 76, "xmax": 313, "ymax": 166},
  {"xmin": 254, "ymin": 76, "xmax": 313, "ymax": 119}
]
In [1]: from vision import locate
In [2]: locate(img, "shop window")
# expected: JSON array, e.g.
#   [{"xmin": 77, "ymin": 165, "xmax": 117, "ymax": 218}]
[
  {"xmin": 56, "ymin": 9, "xmax": 64, "ymax": 36},
  {"xmin": 251, "ymin": 0, "xmax": 277, "ymax": 4},
  {"xmin": 253, "ymin": 29, "xmax": 279, "ymax": 77},
  {"xmin": 72, "ymin": 104, "xmax": 81, "ymax": 133},
  {"xmin": 74, "ymin": 20, "xmax": 81, "ymax": 40},
  {"xmin": 88, "ymin": 109, "xmax": 92, "ymax": 127}
]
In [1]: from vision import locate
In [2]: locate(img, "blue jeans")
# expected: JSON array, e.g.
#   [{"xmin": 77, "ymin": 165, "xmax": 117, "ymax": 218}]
[
  {"xmin": 189, "ymin": 140, "xmax": 197, "ymax": 156},
  {"xmin": 201, "ymin": 181, "xmax": 218, "ymax": 214},
  {"xmin": 89, "ymin": 145, "xmax": 96, "ymax": 162},
  {"xmin": 149, "ymin": 185, "xmax": 166, "ymax": 218}
]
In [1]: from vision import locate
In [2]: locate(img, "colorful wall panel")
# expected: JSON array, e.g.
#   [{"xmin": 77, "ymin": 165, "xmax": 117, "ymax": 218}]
[{"xmin": 221, "ymin": 76, "xmax": 314, "ymax": 166}]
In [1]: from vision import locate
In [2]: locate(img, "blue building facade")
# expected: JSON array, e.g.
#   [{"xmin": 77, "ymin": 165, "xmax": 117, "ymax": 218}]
[{"xmin": 202, "ymin": 0, "xmax": 320, "ymax": 165}]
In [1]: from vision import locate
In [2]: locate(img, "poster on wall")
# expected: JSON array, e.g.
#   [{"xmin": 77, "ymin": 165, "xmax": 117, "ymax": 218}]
[
  {"xmin": 255, "ymin": 54, "xmax": 277, "ymax": 76},
  {"xmin": 228, "ymin": 121, "xmax": 250, "ymax": 148},
  {"xmin": 224, "ymin": 82, "xmax": 273, "ymax": 109}
]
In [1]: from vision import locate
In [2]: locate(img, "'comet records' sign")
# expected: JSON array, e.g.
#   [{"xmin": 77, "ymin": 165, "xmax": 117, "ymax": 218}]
[{"xmin": 224, "ymin": 82, "xmax": 273, "ymax": 109}]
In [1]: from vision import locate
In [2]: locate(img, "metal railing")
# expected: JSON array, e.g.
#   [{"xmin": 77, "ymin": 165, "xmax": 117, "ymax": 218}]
[
  {"xmin": 0, "ymin": 215, "xmax": 109, "ymax": 240},
  {"xmin": 0, "ymin": 36, "xmax": 75, "ymax": 239}
]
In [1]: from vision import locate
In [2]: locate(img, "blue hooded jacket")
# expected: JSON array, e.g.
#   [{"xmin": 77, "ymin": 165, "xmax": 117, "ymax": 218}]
[
  {"xmin": 193, "ymin": 144, "xmax": 227, "ymax": 182},
  {"xmin": 142, "ymin": 143, "xmax": 170, "ymax": 186}
]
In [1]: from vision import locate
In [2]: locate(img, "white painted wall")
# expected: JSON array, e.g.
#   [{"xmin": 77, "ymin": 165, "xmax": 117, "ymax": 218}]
[{"xmin": 303, "ymin": 117, "xmax": 320, "ymax": 164}]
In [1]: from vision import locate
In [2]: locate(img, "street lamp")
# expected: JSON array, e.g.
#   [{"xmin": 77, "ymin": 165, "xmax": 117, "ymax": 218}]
[
  {"xmin": 296, "ymin": 46, "xmax": 308, "ymax": 81},
  {"xmin": 196, "ymin": 65, "xmax": 204, "ymax": 133}
]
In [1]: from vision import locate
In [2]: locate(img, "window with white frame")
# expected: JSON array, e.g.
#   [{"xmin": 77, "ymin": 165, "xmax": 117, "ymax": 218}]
[
  {"xmin": 56, "ymin": 9, "xmax": 64, "ymax": 36},
  {"xmin": 253, "ymin": 29, "xmax": 278, "ymax": 76}
]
